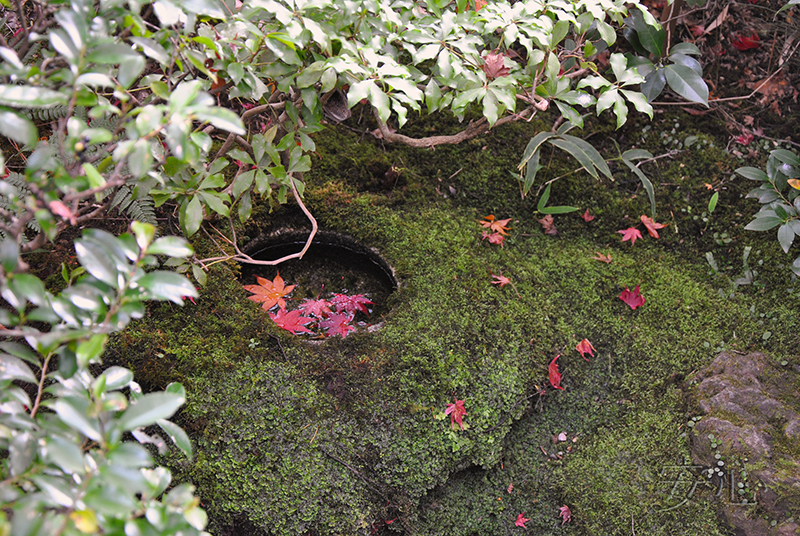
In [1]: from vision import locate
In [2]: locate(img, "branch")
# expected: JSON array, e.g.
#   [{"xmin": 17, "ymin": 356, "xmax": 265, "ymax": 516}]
[{"xmin": 371, "ymin": 106, "xmax": 537, "ymax": 148}]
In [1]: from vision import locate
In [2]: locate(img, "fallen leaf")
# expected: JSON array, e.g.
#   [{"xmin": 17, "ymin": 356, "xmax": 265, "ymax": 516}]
[
  {"xmin": 482, "ymin": 230, "xmax": 506, "ymax": 246},
  {"xmin": 491, "ymin": 272, "xmax": 511, "ymax": 287},
  {"xmin": 331, "ymin": 293, "xmax": 373, "ymax": 315},
  {"xmin": 732, "ymin": 32, "xmax": 760, "ymax": 51},
  {"xmin": 507, "ymin": 482, "xmax": 514, "ymax": 493},
  {"xmin": 735, "ymin": 131, "xmax": 754, "ymax": 145},
  {"xmin": 618, "ymin": 227, "xmax": 642, "ymax": 245},
  {"xmin": 445, "ymin": 397, "xmax": 468, "ymax": 430},
  {"xmin": 619, "ymin": 285, "xmax": 645, "ymax": 310},
  {"xmin": 590, "ymin": 252, "xmax": 613, "ymax": 264},
  {"xmin": 538, "ymin": 214, "xmax": 558, "ymax": 235},
  {"xmin": 319, "ymin": 312, "xmax": 356, "ymax": 338},
  {"xmin": 480, "ymin": 214, "xmax": 512, "ymax": 235},
  {"xmin": 576, "ymin": 338, "xmax": 595, "ymax": 361},
  {"xmin": 640, "ymin": 215, "xmax": 666, "ymax": 238},
  {"xmin": 559, "ymin": 505, "xmax": 572, "ymax": 525},
  {"xmin": 297, "ymin": 298, "xmax": 332, "ymax": 318},
  {"xmin": 557, "ymin": 431, "xmax": 567, "ymax": 442},
  {"xmin": 482, "ymin": 51, "xmax": 511, "ymax": 80},
  {"xmin": 244, "ymin": 273, "xmax": 296, "ymax": 311},
  {"xmin": 580, "ymin": 209, "xmax": 595, "ymax": 222},
  {"xmin": 548, "ymin": 355, "xmax": 564, "ymax": 390},
  {"xmin": 515, "ymin": 513, "xmax": 530, "ymax": 528},
  {"xmin": 473, "ymin": 0, "xmax": 487, "ymax": 9},
  {"xmin": 269, "ymin": 307, "xmax": 314, "ymax": 334}
]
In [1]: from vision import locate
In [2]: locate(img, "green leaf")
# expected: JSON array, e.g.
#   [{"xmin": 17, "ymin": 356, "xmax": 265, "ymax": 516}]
[
  {"xmin": 0, "ymin": 109, "xmax": 37, "ymax": 146},
  {"xmin": 630, "ymin": 9, "xmax": 665, "ymax": 58},
  {"xmin": 74, "ymin": 237, "xmax": 121, "ymax": 288},
  {"xmin": 137, "ymin": 271, "xmax": 198, "ymax": 304},
  {"xmin": 0, "ymin": 238, "xmax": 18, "ymax": 273},
  {"xmin": 238, "ymin": 190, "xmax": 252, "ymax": 222},
  {"xmin": 148, "ymin": 236, "xmax": 193, "ymax": 258},
  {"xmin": 778, "ymin": 223, "xmax": 795, "ymax": 253},
  {"xmin": 54, "ymin": 397, "xmax": 103, "ymax": 441},
  {"xmin": 559, "ymin": 134, "xmax": 612, "ymax": 178},
  {"xmin": 194, "ymin": 107, "xmax": 245, "ymax": 135},
  {"xmin": 44, "ymin": 436, "xmax": 86, "ymax": 475},
  {"xmin": 9, "ymin": 431, "xmax": 35, "ymax": 476},
  {"xmin": 198, "ymin": 191, "xmax": 230, "ymax": 217},
  {"xmin": 10, "ymin": 273, "xmax": 46, "ymax": 306},
  {"xmin": 99, "ymin": 366, "xmax": 134, "ymax": 391},
  {"xmin": 708, "ymin": 192, "xmax": 719, "ymax": 213},
  {"xmin": 232, "ymin": 169, "xmax": 255, "ymax": 199},
  {"xmin": 0, "ymin": 353, "xmax": 37, "ymax": 383},
  {"xmin": 129, "ymin": 37, "xmax": 170, "ymax": 65},
  {"xmin": 519, "ymin": 132, "xmax": 556, "ymax": 170},
  {"xmin": 745, "ymin": 216, "xmax": 783, "ymax": 231},
  {"xmin": 183, "ymin": 195, "xmax": 203, "ymax": 237},
  {"xmin": 0, "ymin": 85, "xmax": 68, "ymax": 108},
  {"xmin": 157, "ymin": 419, "xmax": 193, "ymax": 459},
  {"xmin": 76, "ymin": 334, "xmax": 108, "ymax": 367},
  {"xmin": 622, "ymin": 157, "xmax": 657, "ymax": 217},
  {"xmin": 369, "ymin": 84, "xmax": 391, "ymax": 124},
  {"xmin": 771, "ymin": 149, "xmax": 800, "ymax": 167},
  {"xmin": 540, "ymin": 205, "xmax": 579, "ymax": 214},
  {"xmin": 537, "ymin": 183, "xmax": 552, "ymax": 212},
  {"xmin": 87, "ymin": 44, "xmax": 139, "ymax": 64},
  {"xmin": 664, "ymin": 64, "xmax": 708, "ymax": 105},
  {"xmin": 347, "ymin": 80, "xmax": 372, "ymax": 108},
  {"xmin": 118, "ymin": 392, "xmax": 186, "ymax": 431},
  {"xmin": 736, "ymin": 166, "xmax": 770, "ymax": 181},
  {"xmin": 191, "ymin": 264, "xmax": 207, "ymax": 286}
]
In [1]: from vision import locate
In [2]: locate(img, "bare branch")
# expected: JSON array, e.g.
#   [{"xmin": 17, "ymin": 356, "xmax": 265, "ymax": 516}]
[{"xmin": 372, "ymin": 106, "xmax": 537, "ymax": 149}]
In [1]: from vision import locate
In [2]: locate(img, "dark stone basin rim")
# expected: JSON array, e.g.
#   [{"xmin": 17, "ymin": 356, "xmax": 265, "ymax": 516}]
[{"xmin": 242, "ymin": 229, "xmax": 399, "ymax": 291}]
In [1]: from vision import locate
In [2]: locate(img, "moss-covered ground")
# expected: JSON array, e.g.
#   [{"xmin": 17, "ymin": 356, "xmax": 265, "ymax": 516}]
[{"xmin": 106, "ymin": 107, "xmax": 799, "ymax": 535}]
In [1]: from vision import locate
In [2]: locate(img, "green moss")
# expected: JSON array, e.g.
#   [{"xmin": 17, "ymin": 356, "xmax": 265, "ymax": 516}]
[{"xmin": 106, "ymin": 108, "xmax": 800, "ymax": 534}]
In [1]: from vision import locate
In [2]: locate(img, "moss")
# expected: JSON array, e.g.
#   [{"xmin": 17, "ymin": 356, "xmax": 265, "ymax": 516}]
[{"xmin": 105, "ymin": 107, "xmax": 800, "ymax": 534}]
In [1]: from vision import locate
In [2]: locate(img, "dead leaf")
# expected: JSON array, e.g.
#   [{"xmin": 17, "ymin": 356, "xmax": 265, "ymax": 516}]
[
  {"xmin": 590, "ymin": 252, "xmax": 612, "ymax": 264},
  {"xmin": 538, "ymin": 214, "xmax": 558, "ymax": 235},
  {"xmin": 482, "ymin": 51, "xmax": 510, "ymax": 80}
]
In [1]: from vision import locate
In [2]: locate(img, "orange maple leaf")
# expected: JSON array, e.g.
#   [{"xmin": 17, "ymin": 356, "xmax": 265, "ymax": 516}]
[
  {"xmin": 590, "ymin": 252, "xmax": 612, "ymax": 263},
  {"xmin": 491, "ymin": 273, "xmax": 511, "ymax": 287},
  {"xmin": 618, "ymin": 227, "xmax": 642, "ymax": 245},
  {"xmin": 243, "ymin": 273, "xmax": 296, "ymax": 311},
  {"xmin": 479, "ymin": 214, "xmax": 512, "ymax": 235},
  {"xmin": 640, "ymin": 215, "xmax": 666, "ymax": 238}
]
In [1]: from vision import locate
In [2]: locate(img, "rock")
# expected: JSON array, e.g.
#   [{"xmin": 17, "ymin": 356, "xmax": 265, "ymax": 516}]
[{"xmin": 687, "ymin": 352, "xmax": 800, "ymax": 536}]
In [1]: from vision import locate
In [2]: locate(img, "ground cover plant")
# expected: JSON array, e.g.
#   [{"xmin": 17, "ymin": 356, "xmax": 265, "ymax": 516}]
[{"xmin": 1, "ymin": 0, "xmax": 800, "ymax": 534}]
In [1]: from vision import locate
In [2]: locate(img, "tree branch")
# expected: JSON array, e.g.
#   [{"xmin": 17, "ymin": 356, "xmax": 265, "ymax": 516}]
[{"xmin": 371, "ymin": 106, "xmax": 537, "ymax": 148}]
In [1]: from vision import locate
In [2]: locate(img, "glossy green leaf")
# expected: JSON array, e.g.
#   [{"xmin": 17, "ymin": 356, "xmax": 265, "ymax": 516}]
[
  {"xmin": 560, "ymin": 134, "xmax": 612, "ymax": 178},
  {"xmin": 193, "ymin": 107, "xmax": 245, "ymax": 135},
  {"xmin": 778, "ymin": 223, "xmax": 795, "ymax": 253},
  {"xmin": 736, "ymin": 167, "xmax": 770, "ymax": 181},
  {"xmin": 129, "ymin": 37, "xmax": 169, "ymax": 65},
  {"xmin": 9, "ymin": 431, "xmax": 35, "ymax": 476},
  {"xmin": 147, "ymin": 236, "xmax": 193, "ymax": 258},
  {"xmin": 137, "ymin": 271, "xmax": 198, "ymax": 304},
  {"xmin": 0, "ymin": 109, "xmax": 37, "ymax": 147},
  {"xmin": 198, "ymin": 191, "xmax": 230, "ymax": 217},
  {"xmin": 664, "ymin": 64, "xmax": 708, "ymax": 105},
  {"xmin": 118, "ymin": 392, "xmax": 186, "ymax": 431},
  {"xmin": 100, "ymin": 366, "xmax": 134, "ymax": 391},
  {"xmin": 622, "ymin": 157, "xmax": 656, "ymax": 217},
  {"xmin": 745, "ymin": 216, "xmax": 783, "ymax": 231},
  {"xmin": 183, "ymin": 196, "xmax": 203, "ymax": 237},
  {"xmin": 0, "ymin": 353, "xmax": 37, "ymax": 383},
  {"xmin": 708, "ymin": 192, "xmax": 719, "ymax": 213},
  {"xmin": 54, "ymin": 397, "xmax": 103, "ymax": 441},
  {"xmin": 74, "ymin": 237, "xmax": 120, "ymax": 288},
  {"xmin": 76, "ymin": 334, "xmax": 108, "ymax": 367},
  {"xmin": 157, "ymin": 419, "xmax": 193, "ymax": 459},
  {"xmin": 44, "ymin": 436, "xmax": 86, "ymax": 475},
  {"xmin": 629, "ymin": 9, "xmax": 665, "ymax": 58},
  {"xmin": 0, "ymin": 85, "xmax": 68, "ymax": 108}
]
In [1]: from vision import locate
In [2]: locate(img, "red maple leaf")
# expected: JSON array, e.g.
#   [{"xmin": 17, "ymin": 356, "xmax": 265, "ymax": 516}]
[
  {"xmin": 732, "ymin": 32, "xmax": 760, "ymax": 51},
  {"xmin": 482, "ymin": 51, "xmax": 511, "ymax": 80},
  {"xmin": 559, "ymin": 505, "xmax": 572, "ymax": 525},
  {"xmin": 590, "ymin": 252, "xmax": 612, "ymax": 264},
  {"xmin": 482, "ymin": 231, "xmax": 506, "ymax": 246},
  {"xmin": 576, "ymin": 338, "xmax": 595, "ymax": 361},
  {"xmin": 514, "ymin": 513, "xmax": 530, "ymax": 528},
  {"xmin": 580, "ymin": 209, "xmax": 595, "ymax": 222},
  {"xmin": 331, "ymin": 293, "xmax": 373, "ymax": 315},
  {"xmin": 618, "ymin": 227, "xmax": 642, "ymax": 245},
  {"xmin": 320, "ymin": 312, "xmax": 356, "ymax": 338},
  {"xmin": 619, "ymin": 285, "xmax": 645, "ymax": 310},
  {"xmin": 479, "ymin": 214, "xmax": 512, "ymax": 235},
  {"xmin": 548, "ymin": 355, "xmax": 564, "ymax": 390},
  {"xmin": 445, "ymin": 397, "xmax": 467, "ymax": 430},
  {"xmin": 269, "ymin": 308, "xmax": 314, "ymax": 334},
  {"xmin": 491, "ymin": 272, "xmax": 511, "ymax": 287},
  {"xmin": 640, "ymin": 215, "xmax": 666, "ymax": 238},
  {"xmin": 244, "ymin": 273, "xmax": 296, "ymax": 310},
  {"xmin": 298, "ymin": 298, "xmax": 332, "ymax": 318},
  {"xmin": 538, "ymin": 214, "xmax": 558, "ymax": 235}
]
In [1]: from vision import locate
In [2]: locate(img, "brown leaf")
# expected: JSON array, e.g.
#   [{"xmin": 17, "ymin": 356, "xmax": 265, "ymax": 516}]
[
  {"xmin": 537, "ymin": 214, "xmax": 558, "ymax": 235},
  {"xmin": 482, "ymin": 51, "xmax": 510, "ymax": 80},
  {"xmin": 590, "ymin": 252, "xmax": 612, "ymax": 264}
]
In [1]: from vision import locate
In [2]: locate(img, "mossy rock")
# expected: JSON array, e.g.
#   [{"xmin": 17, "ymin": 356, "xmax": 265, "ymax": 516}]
[{"xmin": 108, "ymin": 109, "xmax": 799, "ymax": 535}]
